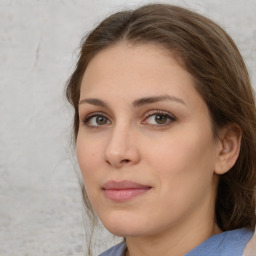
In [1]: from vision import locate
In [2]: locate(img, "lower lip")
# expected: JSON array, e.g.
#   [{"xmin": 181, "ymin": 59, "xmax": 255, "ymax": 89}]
[{"xmin": 103, "ymin": 188, "xmax": 151, "ymax": 202}]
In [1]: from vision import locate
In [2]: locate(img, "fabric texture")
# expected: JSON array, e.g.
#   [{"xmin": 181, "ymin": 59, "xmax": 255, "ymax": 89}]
[
  {"xmin": 98, "ymin": 228, "xmax": 253, "ymax": 256},
  {"xmin": 99, "ymin": 241, "xmax": 126, "ymax": 256}
]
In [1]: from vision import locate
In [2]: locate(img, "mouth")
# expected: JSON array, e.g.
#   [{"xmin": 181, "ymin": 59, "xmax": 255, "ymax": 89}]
[{"xmin": 102, "ymin": 180, "xmax": 152, "ymax": 202}]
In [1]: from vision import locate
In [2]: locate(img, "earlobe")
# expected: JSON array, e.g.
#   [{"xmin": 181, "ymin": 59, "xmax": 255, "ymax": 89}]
[{"xmin": 214, "ymin": 124, "xmax": 242, "ymax": 175}]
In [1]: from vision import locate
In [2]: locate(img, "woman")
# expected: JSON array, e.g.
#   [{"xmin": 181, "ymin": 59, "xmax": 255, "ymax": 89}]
[{"xmin": 66, "ymin": 4, "xmax": 256, "ymax": 256}]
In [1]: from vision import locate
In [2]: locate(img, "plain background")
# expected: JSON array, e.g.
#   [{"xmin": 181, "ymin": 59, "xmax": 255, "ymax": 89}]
[{"xmin": 0, "ymin": 0, "xmax": 255, "ymax": 255}]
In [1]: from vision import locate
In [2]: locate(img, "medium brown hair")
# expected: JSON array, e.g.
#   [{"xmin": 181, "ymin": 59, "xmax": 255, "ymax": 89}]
[{"xmin": 66, "ymin": 4, "xmax": 256, "ymax": 231}]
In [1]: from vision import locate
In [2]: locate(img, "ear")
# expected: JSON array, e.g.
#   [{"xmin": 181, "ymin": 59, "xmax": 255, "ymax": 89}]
[{"xmin": 214, "ymin": 124, "xmax": 242, "ymax": 175}]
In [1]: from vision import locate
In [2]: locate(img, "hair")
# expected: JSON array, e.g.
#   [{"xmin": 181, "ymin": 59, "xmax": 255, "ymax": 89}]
[{"xmin": 66, "ymin": 3, "xmax": 256, "ymax": 234}]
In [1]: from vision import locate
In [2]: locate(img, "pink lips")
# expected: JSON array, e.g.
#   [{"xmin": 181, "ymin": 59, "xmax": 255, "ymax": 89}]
[{"xmin": 102, "ymin": 180, "xmax": 152, "ymax": 202}]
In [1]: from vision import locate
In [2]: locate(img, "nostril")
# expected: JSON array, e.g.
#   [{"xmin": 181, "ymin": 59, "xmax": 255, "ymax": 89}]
[
  {"xmin": 106, "ymin": 160, "xmax": 111, "ymax": 165},
  {"xmin": 105, "ymin": 158, "xmax": 130, "ymax": 166}
]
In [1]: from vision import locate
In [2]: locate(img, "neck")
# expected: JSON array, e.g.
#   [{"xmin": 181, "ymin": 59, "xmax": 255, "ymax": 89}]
[{"xmin": 125, "ymin": 221, "xmax": 221, "ymax": 256}]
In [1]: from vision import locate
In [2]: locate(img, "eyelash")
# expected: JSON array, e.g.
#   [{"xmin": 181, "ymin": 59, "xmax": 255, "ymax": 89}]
[
  {"xmin": 82, "ymin": 110, "xmax": 176, "ymax": 128},
  {"xmin": 83, "ymin": 112, "xmax": 111, "ymax": 127},
  {"xmin": 142, "ymin": 110, "xmax": 176, "ymax": 127}
]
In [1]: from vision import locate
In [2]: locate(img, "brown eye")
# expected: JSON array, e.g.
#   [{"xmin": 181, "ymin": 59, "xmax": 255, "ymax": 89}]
[
  {"xmin": 83, "ymin": 114, "xmax": 111, "ymax": 127},
  {"xmin": 155, "ymin": 114, "xmax": 168, "ymax": 124},
  {"xmin": 96, "ymin": 116, "xmax": 108, "ymax": 125},
  {"xmin": 142, "ymin": 111, "xmax": 176, "ymax": 126}
]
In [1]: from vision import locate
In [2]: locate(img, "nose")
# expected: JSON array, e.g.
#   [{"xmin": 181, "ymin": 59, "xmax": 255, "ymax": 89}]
[{"xmin": 104, "ymin": 124, "xmax": 140, "ymax": 168}]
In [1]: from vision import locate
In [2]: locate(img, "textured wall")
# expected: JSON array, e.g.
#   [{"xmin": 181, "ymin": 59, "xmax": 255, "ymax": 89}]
[{"xmin": 0, "ymin": 0, "xmax": 255, "ymax": 255}]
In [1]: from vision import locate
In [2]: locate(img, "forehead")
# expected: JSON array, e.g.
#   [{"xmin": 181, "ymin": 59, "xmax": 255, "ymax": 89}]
[{"xmin": 80, "ymin": 43, "xmax": 203, "ymax": 108}]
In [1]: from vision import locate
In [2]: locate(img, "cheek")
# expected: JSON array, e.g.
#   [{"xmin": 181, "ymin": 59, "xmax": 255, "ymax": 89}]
[
  {"xmin": 76, "ymin": 138, "xmax": 104, "ymax": 212},
  {"xmin": 76, "ymin": 133, "xmax": 102, "ymax": 184},
  {"xmin": 145, "ymin": 126, "xmax": 217, "ymax": 189},
  {"xmin": 142, "ymin": 129, "xmax": 217, "ymax": 221}
]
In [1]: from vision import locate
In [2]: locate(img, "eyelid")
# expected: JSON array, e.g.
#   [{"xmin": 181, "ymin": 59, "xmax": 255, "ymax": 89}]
[
  {"xmin": 141, "ymin": 109, "xmax": 176, "ymax": 125},
  {"xmin": 80, "ymin": 109, "xmax": 176, "ymax": 127},
  {"xmin": 82, "ymin": 111, "xmax": 111, "ymax": 126}
]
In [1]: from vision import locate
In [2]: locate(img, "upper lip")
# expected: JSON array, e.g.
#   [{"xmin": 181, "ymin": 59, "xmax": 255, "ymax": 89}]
[{"xmin": 102, "ymin": 180, "xmax": 152, "ymax": 190}]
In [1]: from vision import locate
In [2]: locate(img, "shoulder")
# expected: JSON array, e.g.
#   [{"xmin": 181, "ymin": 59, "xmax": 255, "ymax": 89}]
[
  {"xmin": 98, "ymin": 242, "xmax": 126, "ymax": 256},
  {"xmin": 186, "ymin": 228, "xmax": 254, "ymax": 256}
]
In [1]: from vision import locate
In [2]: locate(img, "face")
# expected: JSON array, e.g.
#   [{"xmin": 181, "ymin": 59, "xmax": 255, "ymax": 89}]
[{"xmin": 77, "ymin": 43, "xmax": 221, "ymax": 238}]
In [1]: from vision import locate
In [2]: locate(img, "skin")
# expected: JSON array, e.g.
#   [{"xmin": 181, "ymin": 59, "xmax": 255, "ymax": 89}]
[{"xmin": 76, "ymin": 43, "xmax": 240, "ymax": 256}]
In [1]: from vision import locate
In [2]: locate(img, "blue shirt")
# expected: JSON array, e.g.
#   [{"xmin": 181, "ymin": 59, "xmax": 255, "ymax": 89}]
[{"xmin": 99, "ymin": 228, "xmax": 253, "ymax": 256}]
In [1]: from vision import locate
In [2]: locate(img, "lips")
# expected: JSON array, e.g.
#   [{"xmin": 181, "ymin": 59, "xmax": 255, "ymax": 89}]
[{"xmin": 102, "ymin": 180, "xmax": 152, "ymax": 202}]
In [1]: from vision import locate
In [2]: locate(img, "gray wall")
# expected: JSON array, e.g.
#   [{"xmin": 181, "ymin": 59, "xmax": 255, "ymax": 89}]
[{"xmin": 0, "ymin": 0, "xmax": 255, "ymax": 255}]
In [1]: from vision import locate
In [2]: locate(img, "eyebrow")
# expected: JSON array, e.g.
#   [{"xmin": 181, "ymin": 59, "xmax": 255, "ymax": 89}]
[
  {"xmin": 79, "ymin": 98, "xmax": 109, "ymax": 107},
  {"xmin": 78, "ymin": 95, "xmax": 185, "ymax": 108},
  {"xmin": 132, "ymin": 95, "xmax": 185, "ymax": 107}
]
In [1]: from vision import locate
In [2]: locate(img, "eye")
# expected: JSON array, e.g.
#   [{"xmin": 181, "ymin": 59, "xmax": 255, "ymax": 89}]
[
  {"xmin": 142, "ymin": 111, "xmax": 176, "ymax": 126},
  {"xmin": 83, "ymin": 113, "xmax": 111, "ymax": 127}
]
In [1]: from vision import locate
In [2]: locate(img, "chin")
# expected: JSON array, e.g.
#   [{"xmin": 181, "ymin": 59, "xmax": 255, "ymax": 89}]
[
  {"xmin": 105, "ymin": 225, "xmax": 145, "ymax": 237},
  {"xmin": 100, "ymin": 213, "xmax": 147, "ymax": 237}
]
